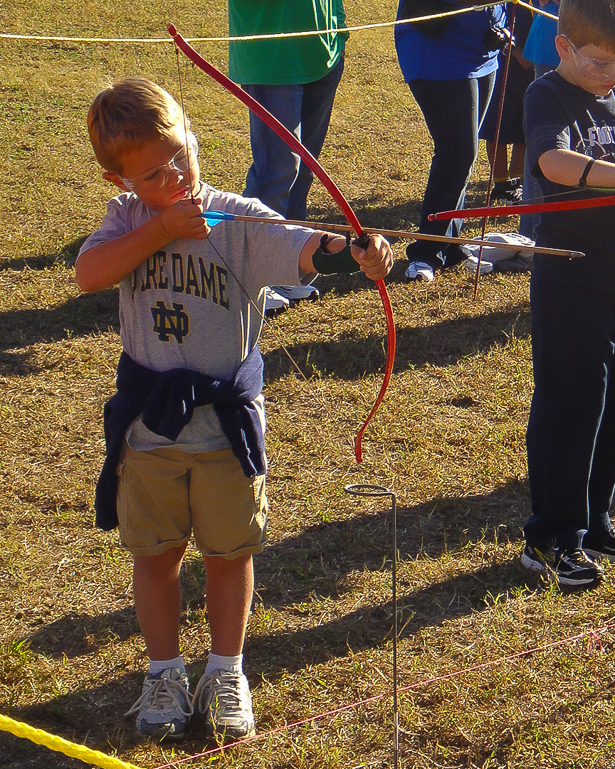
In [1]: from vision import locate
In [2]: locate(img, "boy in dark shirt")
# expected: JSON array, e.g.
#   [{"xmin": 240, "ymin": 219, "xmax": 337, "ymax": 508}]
[{"xmin": 521, "ymin": 0, "xmax": 615, "ymax": 588}]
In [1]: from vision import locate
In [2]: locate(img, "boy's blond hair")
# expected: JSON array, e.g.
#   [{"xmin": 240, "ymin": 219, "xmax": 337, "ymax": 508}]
[
  {"xmin": 87, "ymin": 77, "xmax": 187, "ymax": 174},
  {"xmin": 558, "ymin": 0, "xmax": 615, "ymax": 51}
]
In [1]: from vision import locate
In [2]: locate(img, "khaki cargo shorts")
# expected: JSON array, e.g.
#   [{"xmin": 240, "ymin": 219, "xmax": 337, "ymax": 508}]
[{"xmin": 116, "ymin": 443, "xmax": 268, "ymax": 558}]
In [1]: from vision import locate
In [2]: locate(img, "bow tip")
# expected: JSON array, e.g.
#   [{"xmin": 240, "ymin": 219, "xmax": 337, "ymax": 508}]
[
  {"xmin": 168, "ymin": 23, "xmax": 177, "ymax": 36},
  {"xmin": 354, "ymin": 438, "xmax": 364, "ymax": 464}
]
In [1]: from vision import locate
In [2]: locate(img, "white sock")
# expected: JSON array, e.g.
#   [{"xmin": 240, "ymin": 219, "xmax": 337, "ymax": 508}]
[
  {"xmin": 205, "ymin": 653, "xmax": 243, "ymax": 675},
  {"xmin": 149, "ymin": 656, "xmax": 185, "ymax": 676}
]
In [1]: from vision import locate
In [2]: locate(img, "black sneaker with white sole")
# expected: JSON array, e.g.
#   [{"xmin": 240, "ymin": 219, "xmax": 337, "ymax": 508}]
[
  {"xmin": 521, "ymin": 544, "xmax": 604, "ymax": 588},
  {"xmin": 583, "ymin": 532, "xmax": 615, "ymax": 563}
]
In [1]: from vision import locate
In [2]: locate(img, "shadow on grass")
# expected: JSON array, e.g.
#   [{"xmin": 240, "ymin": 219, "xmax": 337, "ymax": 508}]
[
  {"xmin": 263, "ymin": 305, "xmax": 531, "ymax": 383},
  {"xmin": 0, "ymin": 290, "xmax": 119, "ymax": 375},
  {"xmin": 23, "ymin": 479, "xmax": 529, "ymax": 665},
  {"xmin": 247, "ymin": 558, "xmax": 528, "ymax": 680},
  {"xmin": 24, "ymin": 608, "xmax": 138, "ymax": 661},
  {"xmin": 0, "ymin": 236, "xmax": 87, "ymax": 273}
]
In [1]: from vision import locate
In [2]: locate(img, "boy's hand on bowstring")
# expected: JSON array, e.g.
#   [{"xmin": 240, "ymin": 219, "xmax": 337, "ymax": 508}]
[
  {"xmin": 159, "ymin": 197, "xmax": 211, "ymax": 241},
  {"xmin": 351, "ymin": 234, "xmax": 394, "ymax": 281}
]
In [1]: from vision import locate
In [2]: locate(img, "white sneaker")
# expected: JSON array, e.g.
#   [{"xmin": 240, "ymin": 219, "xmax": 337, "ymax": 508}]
[
  {"xmin": 404, "ymin": 261, "xmax": 434, "ymax": 282},
  {"xmin": 270, "ymin": 284, "xmax": 320, "ymax": 304},
  {"xmin": 463, "ymin": 255, "xmax": 494, "ymax": 275},
  {"xmin": 125, "ymin": 667, "xmax": 193, "ymax": 740},
  {"xmin": 264, "ymin": 287, "xmax": 290, "ymax": 316},
  {"xmin": 193, "ymin": 669, "xmax": 255, "ymax": 742}
]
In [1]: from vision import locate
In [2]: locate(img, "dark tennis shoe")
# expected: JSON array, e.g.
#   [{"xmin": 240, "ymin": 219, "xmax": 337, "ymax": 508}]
[
  {"xmin": 521, "ymin": 545, "xmax": 604, "ymax": 588},
  {"xmin": 583, "ymin": 532, "xmax": 615, "ymax": 563}
]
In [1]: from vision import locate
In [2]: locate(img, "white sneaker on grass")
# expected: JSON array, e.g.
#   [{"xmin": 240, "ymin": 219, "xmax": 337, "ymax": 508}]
[
  {"xmin": 404, "ymin": 261, "xmax": 434, "ymax": 282},
  {"xmin": 264, "ymin": 287, "xmax": 290, "ymax": 316},
  {"xmin": 125, "ymin": 667, "xmax": 193, "ymax": 740},
  {"xmin": 193, "ymin": 669, "xmax": 255, "ymax": 742},
  {"xmin": 271, "ymin": 285, "xmax": 320, "ymax": 304}
]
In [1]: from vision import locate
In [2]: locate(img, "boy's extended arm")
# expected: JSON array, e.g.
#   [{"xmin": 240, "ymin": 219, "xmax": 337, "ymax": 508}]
[
  {"xmin": 539, "ymin": 149, "xmax": 615, "ymax": 189},
  {"xmin": 76, "ymin": 198, "xmax": 210, "ymax": 293},
  {"xmin": 298, "ymin": 231, "xmax": 393, "ymax": 281}
]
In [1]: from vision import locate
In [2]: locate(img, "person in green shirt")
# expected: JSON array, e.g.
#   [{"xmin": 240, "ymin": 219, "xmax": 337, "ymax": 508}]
[{"xmin": 229, "ymin": 0, "xmax": 348, "ymax": 222}]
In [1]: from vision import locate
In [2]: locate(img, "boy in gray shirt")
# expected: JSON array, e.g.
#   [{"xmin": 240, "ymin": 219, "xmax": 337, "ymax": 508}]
[{"xmin": 77, "ymin": 77, "xmax": 392, "ymax": 742}]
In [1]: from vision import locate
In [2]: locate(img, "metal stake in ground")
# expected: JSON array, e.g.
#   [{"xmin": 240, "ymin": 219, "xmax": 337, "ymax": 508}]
[{"xmin": 345, "ymin": 483, "xmax": 399, "ymax": 769}]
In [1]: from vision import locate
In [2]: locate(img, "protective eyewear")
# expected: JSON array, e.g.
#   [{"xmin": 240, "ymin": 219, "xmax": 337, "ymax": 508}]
[
  {"xmin": 562, "ymin": 35, "xmax": 615, "ymax": 83},
  {"xmin": 122, "ymin": 132, "xmax": 198, "ymax": 190}
]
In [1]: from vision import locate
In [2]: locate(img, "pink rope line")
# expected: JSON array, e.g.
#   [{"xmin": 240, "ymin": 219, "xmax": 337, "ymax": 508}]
[{"xmin": 152, "ymin": 620, "xmax": 615, "ymax": 768}]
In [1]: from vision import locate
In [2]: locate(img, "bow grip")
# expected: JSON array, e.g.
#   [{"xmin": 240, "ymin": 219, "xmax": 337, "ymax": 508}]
[{"xmin": 352, "ymin": 233, "xmax": 371, "ymax": 250}]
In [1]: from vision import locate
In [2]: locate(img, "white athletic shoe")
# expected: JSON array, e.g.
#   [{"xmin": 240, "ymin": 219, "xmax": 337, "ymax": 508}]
[
  {"xmin": 270, "ymin": 284, "xmax": 320, "ymax": 304},
  {"xmin": 264, "ymin": 287, "xmax": 290, "ymax": 316},
  {"xmin": 404, "ymin": 261, "xmax": 434, "ymax": 282},
  {"xmin": 193, "ymin": 669, "xmax": 255, "ymax": 742},
  {"xmin": 125, "ymin": 667, "xmax": 193, "ymax": 740}
]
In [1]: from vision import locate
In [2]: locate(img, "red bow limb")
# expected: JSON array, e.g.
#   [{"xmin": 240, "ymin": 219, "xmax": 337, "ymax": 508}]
[
  {"xmin": 168, "ymin": 24, "xmax": 396, "ymax": 463},
  {"xmin": 429, "ymin": 194, "xmax": 615, "ymax": 221}
]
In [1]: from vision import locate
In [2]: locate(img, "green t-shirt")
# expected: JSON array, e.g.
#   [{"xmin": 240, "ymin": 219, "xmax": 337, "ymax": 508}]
[{"xmin": 228, "ymin": 0, "xmax": 348, "ymax": 85}]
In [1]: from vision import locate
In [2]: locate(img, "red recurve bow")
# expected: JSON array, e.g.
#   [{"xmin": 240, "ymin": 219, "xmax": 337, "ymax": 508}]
[{"xmin": 168, "ymin": 24, "xmax": 396, "ymax": 463}]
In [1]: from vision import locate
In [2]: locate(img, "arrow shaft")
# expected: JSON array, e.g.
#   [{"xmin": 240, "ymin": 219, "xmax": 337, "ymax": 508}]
[{"xmin": 203, "ymin": 212, "xmax": 583, "ymax": 258}]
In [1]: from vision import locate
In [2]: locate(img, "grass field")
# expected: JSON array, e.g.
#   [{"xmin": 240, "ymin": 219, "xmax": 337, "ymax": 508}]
[{"xmin": 2, "ymin": 2, "xmax": 615, "ymax": 768}]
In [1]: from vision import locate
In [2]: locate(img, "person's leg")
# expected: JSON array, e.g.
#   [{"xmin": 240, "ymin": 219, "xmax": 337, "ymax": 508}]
[
  {"xmin": 485, "ymin": 140, "xmax": 510, "ymax": 180},
  {"xmin": 286, "ymin": 57, "xmax": 345, "ymax": 220},
  {"xmin": 189, "ymin": 449, "xmax": 267, "ymax": 740},
  {"xmin": 585, "ymin": 305, "xmax": 615, "ymax": 546},
  {"xmin": 118, "ymin": 446, "xmax": 193, "ymax": 738},
  {"xmin": 407, "ymin": 72, "xmax": 495, "ymax": 268},
  {"xmin": 509, "ymin": 143, "xmax": 525, "ymax": 179},
  {"xmin": 133, "ymin": 544, "xmax": 187, "ymax": 661},
  {"xmin": 203, "ymin": 552, "xmax": 254, "ymax": 656},
  {"xmin": 242, "ymin": 83, "xmax": 304, "ymax": 217},
  {"xmin": 525, "ymin": 273, "xmax": 614, "ymax": 550},
  {"xmin": 491, "ymin": 143, "xmax": 524, "ymax": 203},
  {"xmin": 194, "ymin": 554, "xmax": 256, "ymax": 741}
]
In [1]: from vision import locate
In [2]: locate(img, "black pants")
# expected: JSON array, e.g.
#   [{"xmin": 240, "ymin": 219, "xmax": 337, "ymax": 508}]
[
  {"xmin": 406, "ymin": 72, "xmax": 496, "ymax": 267},
  {"xmin": 525, "ymin": 270, "xmax": 615, "ymax": 549}
]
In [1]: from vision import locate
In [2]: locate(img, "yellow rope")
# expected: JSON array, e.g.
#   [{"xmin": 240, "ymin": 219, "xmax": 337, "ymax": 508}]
[
  {"xmin": 515, "ymin": 0, "xmax": 558, "ymax": 21},
  {"xmin": 0, "ymin": 1, "xmax": 509, "ymax": 44},
  {"xmin": 0, "ymin": 714, "xmax": 144, "ymax": 769}
]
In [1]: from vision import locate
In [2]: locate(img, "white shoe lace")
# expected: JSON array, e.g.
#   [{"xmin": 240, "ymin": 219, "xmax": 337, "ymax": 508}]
[
  {"xmin": 125, "ymin": 673, "xmax": 193, "ymax": 719},
  {"xmin": 193, "ymin": 670, "xmax": 253, "ymax": 726}
]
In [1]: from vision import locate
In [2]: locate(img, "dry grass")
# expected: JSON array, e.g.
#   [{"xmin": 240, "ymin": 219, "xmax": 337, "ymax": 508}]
[{"xmin": 2, "ymin": 2, "xmax": 615, "ymax": 768}]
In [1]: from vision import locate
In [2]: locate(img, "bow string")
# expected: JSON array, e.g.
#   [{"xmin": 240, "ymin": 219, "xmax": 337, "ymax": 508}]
[{"xmin": 168, "ymin": 23, "xmax": 396, "ymax": 463}]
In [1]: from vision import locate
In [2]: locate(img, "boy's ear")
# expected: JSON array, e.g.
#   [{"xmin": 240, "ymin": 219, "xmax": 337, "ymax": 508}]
[
  {"xmin": 555, "ymin": 34, "xmax": 573, "ymax": 60},
  {"xmin": 103, "ymin": 171, "xmax": 130, "ymax": 192}
]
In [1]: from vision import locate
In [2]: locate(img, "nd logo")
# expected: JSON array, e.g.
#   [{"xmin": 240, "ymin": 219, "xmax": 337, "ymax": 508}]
[{"xmin": 151, "ymin": 301, "xmax": 190, "ymax": 343}]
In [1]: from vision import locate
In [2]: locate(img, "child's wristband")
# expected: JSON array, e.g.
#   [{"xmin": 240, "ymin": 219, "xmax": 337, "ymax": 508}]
[
  {"xmin": 578, "ymin": 157, "xmax": 595, "ymax": 188},
  {"xmin": 311, "ymin": 234, "xmax": 360, "ymax": 275}
]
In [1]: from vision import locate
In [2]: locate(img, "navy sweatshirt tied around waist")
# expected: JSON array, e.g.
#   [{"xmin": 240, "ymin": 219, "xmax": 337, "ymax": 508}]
[{"xmin": 95, "ymin": 346, "xmax": 266, "ymax": 531}]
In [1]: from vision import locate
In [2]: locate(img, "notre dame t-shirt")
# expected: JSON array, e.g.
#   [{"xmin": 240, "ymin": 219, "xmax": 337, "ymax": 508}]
[{"xmin": 78, "ymin": 183, "xmax": 313, "ymax": 453}]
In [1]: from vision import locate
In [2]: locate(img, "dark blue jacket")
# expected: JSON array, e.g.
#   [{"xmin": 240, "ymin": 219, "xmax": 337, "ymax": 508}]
[{"xmin": 95, "ymin": 346, "xmax": 266, "ymax": 530}]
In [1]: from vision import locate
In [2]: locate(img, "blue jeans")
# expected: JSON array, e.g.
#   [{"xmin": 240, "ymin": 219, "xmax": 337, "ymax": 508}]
[
  {"xmin": 406, "ymin": 73, "xmax": 496, "ymax": 268},
  {"xmin": 243, "ymin": 57, "xmax": 344, "ymax": 220}
]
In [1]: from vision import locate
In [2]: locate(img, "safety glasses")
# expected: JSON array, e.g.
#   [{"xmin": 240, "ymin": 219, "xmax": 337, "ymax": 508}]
[{"xmin": 122, "ymin": 132, "xmax": 198, "ymax": 190}]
